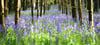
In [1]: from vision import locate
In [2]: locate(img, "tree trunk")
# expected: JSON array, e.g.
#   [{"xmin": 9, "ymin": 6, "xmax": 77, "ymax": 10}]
[
  {"xmin": 8, "ymin": 0, "xmax": 14, "ymax": 12},
  {"xmin": 54, "ymin": 0, "xmax": 56, "ymax": 4},
  {"xmin": 69, "ymin": 0, "xmax": 72, "ymax": 15},
  {"xmin": 15, "ymin": 0, "xmax": 20, "ymax": 25},
  {"xmin": 64, "ymin": 0, "xmax": 68, "ymax": 15},
  {"xmin": 43, "ymin": 0, "xmax": 46, "ymax": 14},
  {"xmin": 99, "ymin": 0, "xmax": 100, "ymax": 8},
  {"xmin": 23, "ymin": 0, "xmax": 26, "ymax": 10},
  {"xmin": 31, "ymin": 0, "xmax": 34, "ymax": 23},
  {"xmin": 58, "ymin": 0, "xmax": 61, "ymax": 11},
  {"xmin": 87, "ymin": 0, "xmax": 94, "ymax": 28},
  {"xmin": 71, "ymin": 0, "xmax": 77, "ymax": 21},
  {"xmin": 94, "ymin": 0, "xmax": 99, "ymax": 13},
  {"xmin": 4, "ymin": 0, "xmax": 8, "ymax": 18},
  {"xmin": 84, "ymin": 0, "xmax": 87, "ymax": 8},
  {"xmin": 78, "ymin": 0, "xmax": 83, "ymax": 24},
  {"xmin": 40, "ymin": 0, "xmax": 43, "ymax": 17},
  {"xmin": 47, "ymin": 0, "xmax": 51, "ymax": 10},
  {"xmin": 61, "ymin": 0, "xmax": 64, "ymax": 14},
  {"xmin": 0, "ymin": 0, "xmax": 5, "ymax": 30},
  {"xmin": 36, "ymin": 0, "xmax": 39, "ymax": 18}
]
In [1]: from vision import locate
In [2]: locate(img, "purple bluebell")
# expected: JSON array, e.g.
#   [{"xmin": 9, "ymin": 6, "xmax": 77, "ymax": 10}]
[
  {"xmin": 96, "ymin": 29, "xmax": 100, "ymax": 34},
  {"xmin": 56, "ymin": 23, "xmax": 62, "ymax": 33},
  {"xmin": 94, "ymin": 21, "xmax": 99, "ymax": 27}
]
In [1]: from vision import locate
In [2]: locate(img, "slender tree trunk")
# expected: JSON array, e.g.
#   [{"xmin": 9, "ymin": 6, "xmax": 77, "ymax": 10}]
[
  {"xmin": 31, "ymin": 0, "xmax": 34, "ymax": 23},
  {"xmin": 84, "ymin": 0, "xmax": 87, "ymax": 8},
  {"xmin": 58, "ymin": 0, "xmax": 61, "ymax": 11},
  {"xmin": 65, "ymin": 0, "xmax": 68, "ymax": 15},
  {"xmin": 94, "ymin": 0, "xmax": 99, "ymax": 13},
  {"xmin": 0, "ymin": 0, "xmax": 5, "ymax": 30},
  {"xmin": 4, "ymin": 0, "xmax": 8, "ymax": 18},
  {"xmin": 36, "ymin": 0, "xmax": 39, "ymax": 18},
  {"xmin": 99, "ymin": 0, "xmax": 100, "ymax": 8},
  {"xmin": 54, "ymin": 0, "xmax": 56, "ymax": 4},
  {"xmin": 87, "ymin": 0, "xmax": 94, "ymax": 28},
  {"xmin": 43, "ymin": 0, "xmax": 46, "ymax": 14},
  {"xmin": 78, "ymin": 0, "xmax": 83, "ymax": 24},
  {"xmin": 23, "ymin": 0, "xmax": 26, "ymax": 10},
  {"xmin": 8, "ymin": 0, "xmax": 13, "ymax": 12},
  {"xmin": 47, "ymin": 0, "xmax": 51, "ymax": 10},
  {"xmin": 15, "ymin": 0, "xmax": 20, "ymax": 25},
  {"xmin": 71, "ymin": 0, "xmax": 77, "ymax": 21},
  {"xmin": 40, "ymin": 0, "xmax": 43, "ymax": 17},
  {"xmin": 61, "ymin": 0, "xmax": 64, "ymax": 14},
  {"xmin": 69, "ymin": 0, "xmax": 72, "ymax": 15}
]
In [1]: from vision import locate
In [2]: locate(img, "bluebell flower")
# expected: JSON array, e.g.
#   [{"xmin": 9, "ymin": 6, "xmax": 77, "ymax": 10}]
[
  {"xmin": 96, "ymin": 29, "xmax": 100, "ymax": 34},
  {"xmin": 94, "ymin": 21, "xmax": 99, "ymax": 27},
  {"xmin": 64, "ymin": 34, "xmax": 67, "ymax": 39},
  {"xmin": 0, "ymin": 25, "xmax": 4, "ymax": 32},
  {"xmin": 56, "ymin": 23, "xmax": 62, "ymax": 33}
]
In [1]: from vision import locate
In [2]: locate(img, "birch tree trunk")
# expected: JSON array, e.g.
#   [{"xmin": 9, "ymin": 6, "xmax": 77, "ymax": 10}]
[
  {"xmin": 87, "ymin": 0, "xmax": 94, "ymax": 28},
  {"xmin": 15, "ymin": 0, "xmax": 20, "ymax": 25},
  {"xmin": 78, "ymin": 0, "xmax": 83, "ymax": 24},
  {"xmin": 0, "ymin": 0, "xmax": 5, "ymax": 30}
]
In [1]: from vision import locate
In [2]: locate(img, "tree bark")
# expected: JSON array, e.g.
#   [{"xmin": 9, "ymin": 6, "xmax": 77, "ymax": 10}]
[
  {"xmin": 43, "ymin": 0, "xmax": 46, "ymax": 14},
  {"xmin": 15, "ymin": 0, "xmax": 20, "ymax": 25},
  {"xmin": 87, "ymin": 0, "xmax": 94, "ymax": 27},
  {"xmin": 94, "ymin": 0, "xmax": 99, "ymax": 13},
  {"xmin": 71, "ymin": 0, "xmax": 77, "ymax": 21},
  {"xmin": 0, "ymin": 0, "xmax": 5, "ymax": 30},
  {"xmin": 64, "ymin": 0, "xmax": 68, "ymax": 15},
  {"xmin": 78, "ymin": 0, "xmax": 83, "ymax": 24},
  {"xmin": 36, "ymin": 0, "xmax": 39, "ymax": 18},
  {"xmin": 40, "ymin": 0, "xmax": 43, "ymax": 17},
  {"xmin": 69, "ymin": 0, "xmax": 72, "ymax": 15},
  {"xmin": 61, "ymin": 0, "xmax": 64, "ymax": 14},
  {"xmin": 31, "ymin": 0, "xmax": 34, "ymax": 23},
  {"xmin": 4, "ymin": 0, "xmax": 8, "ymax": 18},
  {"xmin": 58, "ymin": 0, "xmax": 61, "ymax": 11}
]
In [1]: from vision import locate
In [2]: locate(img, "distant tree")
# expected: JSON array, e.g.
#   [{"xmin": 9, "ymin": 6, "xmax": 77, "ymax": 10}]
[
  {"xmin": 23, "ymin": 0, "xmax": 26, "ymax": 10},
  {"xmin": 40, "ymin": 0, "xmax": 43, "ymax": 17},
  {"xmin": 43, "ymin": 0, "xmax": 46, "ymax": 14},
  {"xmin": 58, "ymin": 0, "xmax": 61, "ymax": 11},
  {"xmin": 94, "ymin": 0, "xmax": 99, "ymax": 13},
  {"xmin": 61, "ymin": 0, "xmax": 64, "ymax": 14},
  {"xmin": 47, "ymin": 0, "xmax": 51, "ymax": 10},
  {"xmin": 84, "ymin": 0, "xmax": 87, "ymax": 8},
  {"xmin": 54, "ymin": 0, "xmax": 57, "ymax": 4},
  {"xmin": 15, "ymin": 0, "xmax": 20, "ymax": 24},
  {"xmin": 36, "ymin": 0, "xmax": 39, "ymax": 18},
  {"xmin": 99, "ymin": 0, "xmax": 100, "ymax": 8},
  {"xmin": 4, "ymin": 0, "xmax": 8, "ymax": 18},
  {"xmin": 31, "ymin": 0, "xmax": 34, "ymax": 23},
  {"xmin": 0, "ymin": 0, "xmax": 5, "ymax": 30},
  {"xmin": 69, "ymin": 0, "xmax": 72, "ymax": 15},
  {"xmin": 8, "ymin": 0, "xmax": 14, "ymax": 12},
  {"xmin": 78, "ymin": 0, "xmax": 83, "ymax": 24},
  {"xmin": 71, "ymin": 0, "xmax": 77, "ymax": 21},
  {"xmin": 64, "ymin": 0, "xmax": 68, "ymax": 15},
  {"xmin": 87, "ymin": 0, "xmax": 94, "ymax": 27}
]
